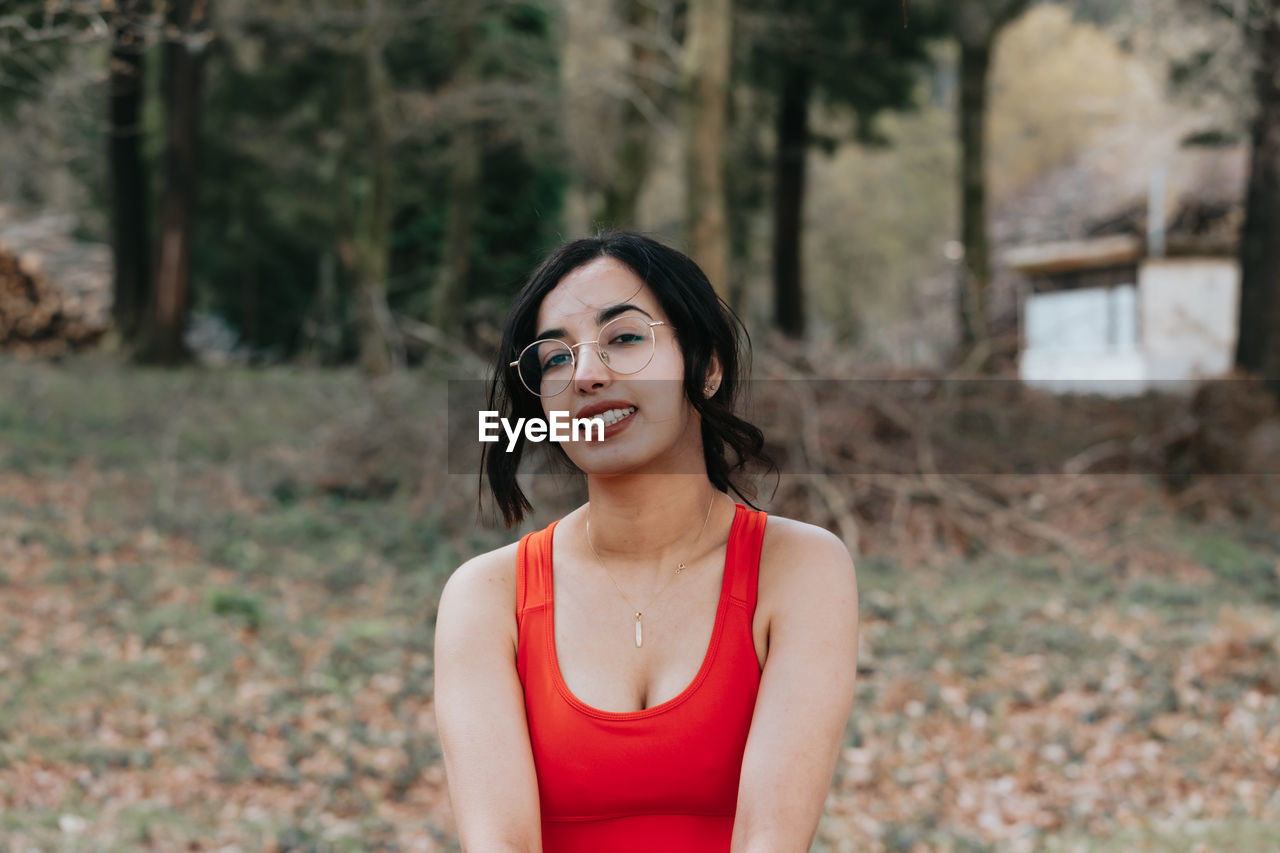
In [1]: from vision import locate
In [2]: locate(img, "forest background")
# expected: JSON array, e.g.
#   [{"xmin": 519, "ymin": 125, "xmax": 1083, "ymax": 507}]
[{"xmin": 2, "ymin": 0, "xmax": 1280, "ymax": 850}]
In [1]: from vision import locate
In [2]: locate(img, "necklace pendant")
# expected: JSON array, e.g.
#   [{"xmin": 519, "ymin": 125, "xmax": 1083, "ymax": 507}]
[
  {"xmin": 635, "ymin": 612, "xmax": 643, "ymax": 648},
  {"xmin": 676, "ymin": 562, "xmax": 685, "ymax": 573}
]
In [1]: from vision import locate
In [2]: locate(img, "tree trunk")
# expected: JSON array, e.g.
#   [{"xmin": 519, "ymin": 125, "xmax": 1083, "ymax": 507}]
[
  {"xmin": 352, "ymin": 34, "xmax": 404, "ymax": 377},
  {"xmin": 1236, "ymin": 0, "xmax": 1280, "ymax": 395},
  {"xmin": 599, "ymin": 0, "xmax": 661, "ymax": 229},
  {"xmin": 599, "ymin": 103, "xmax": 650, "ymax": 230},
  {"xmin": 432, "ymin": 125, "xmax": 481, "ymax": 333},
  {"xmin": 772, "ymin": 61, "xmax": 811, "ymax": 339},
  {"xmin": 681, "ymin": 0, "xmax": 732, "ymax": 297},
  {"xmin": 956, "ymin": 39, "xmax": 992, "ymax": 370},
  {"xmin": 142, "ymin": 0, "xmax": 207, "ymax": 365},
  {"xmin": 108, "ymin": 0, "xmax": 150, "ymax": 343}
]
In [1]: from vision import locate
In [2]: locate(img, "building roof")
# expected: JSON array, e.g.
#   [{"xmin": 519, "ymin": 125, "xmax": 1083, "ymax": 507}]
[
  {"xmin": 1002, "ymin": 234, "xmax": 1142, "ymax": 275},
  {"xmin": 993, "ymin": 115, "xmax": 1247, "ymax": 255}
]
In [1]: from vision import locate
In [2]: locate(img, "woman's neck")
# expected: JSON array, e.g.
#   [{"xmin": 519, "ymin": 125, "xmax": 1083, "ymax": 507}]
[{"xmin": 580, "ymin": 475, "xmax": 730, "ymax": 580}]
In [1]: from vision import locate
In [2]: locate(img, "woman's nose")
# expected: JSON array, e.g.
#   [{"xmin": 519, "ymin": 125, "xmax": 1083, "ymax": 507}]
[{"xmin": 573, "ymin": 343, "xmax": 612, "ymax": 388}]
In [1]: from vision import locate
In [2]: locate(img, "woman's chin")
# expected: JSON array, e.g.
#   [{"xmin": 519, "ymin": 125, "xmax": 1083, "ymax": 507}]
[
  {"xmin": 563, "ymin": 432, "xmax": 669, "ymax": 474},
  {"xmin": 563, "ymin": 446, "xmax": 651, "ymax": 477},
  {"xmin": 565, "ymin": 443, "xmax": 700, "ymax": 478}
]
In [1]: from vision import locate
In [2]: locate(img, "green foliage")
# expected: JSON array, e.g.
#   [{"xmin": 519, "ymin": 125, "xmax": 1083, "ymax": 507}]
[
  {"xmin": 736, "ymin": 0, "xmax": 948, "ymax": 141},
  {"xmin": 208, "ymin": 587, "xmax": 267, "ymax": 630},
  {"xmin": 472, "ymin": 142, "xmax": 568, "ymax": 296},
  {"xmin": 0, "ymin": 2, "xmax": 86, "ymax": 117},
  {"xmin": 0, "ymin": 4, "xmax": 115, "ymax": 228},
  {"xmin": 186, "ymin": 0, "xmax": 568, "ymax": 358},
  {"xmin": 1185, "ymin": 529, "xmax": 1280, "ymax": 601},
  {"xmin": 729, "ymin": 0, "xmax": 951, "ymax": 337}
]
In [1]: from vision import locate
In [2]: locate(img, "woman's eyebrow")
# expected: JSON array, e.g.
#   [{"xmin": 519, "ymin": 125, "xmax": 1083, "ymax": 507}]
[
  {"xmin": 533, "ymin": 303, "xmax": 654, "ymax": 341},
  {"xmin": 532, "ymin": 328, "xmax": 567, "ymax": 342},
  {"xmin": 597, "ymin": 302, "xmax": 653, "ymax": 324}
]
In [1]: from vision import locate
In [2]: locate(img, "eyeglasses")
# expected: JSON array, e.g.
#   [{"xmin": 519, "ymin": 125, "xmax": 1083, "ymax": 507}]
[{"xmin": 509, "ymin": 316, "xmax": 668, "ymax": 398}]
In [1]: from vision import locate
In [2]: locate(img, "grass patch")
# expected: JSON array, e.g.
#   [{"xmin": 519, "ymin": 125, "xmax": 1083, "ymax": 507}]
[
  {"xmin": 3, "ymin": 360, "xmax": 1278, "ymax": 851},
  {"xmin": 1042, "ymin": 818, "xmax": 1280, "ymax": 852},
  {"xmin": 1181, "ymin": 526, "xmax": 1280, "ymax": 601}
]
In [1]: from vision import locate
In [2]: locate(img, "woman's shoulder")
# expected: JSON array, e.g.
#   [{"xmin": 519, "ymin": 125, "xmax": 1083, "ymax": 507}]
[
  {"xmin": 756, "ymin": 510, "xmax": 857, "ymax": 607},
  {"xmin": 439, "ymin": 512, "xmax": 568, "ymax": 614},
  {"xmin": 436, "ymin": 539, "xmax": 523, "ymax": 644},
  {"xmin": 758, "ymin": 510, "xmax": 851, "ymax": 561},
  {"xmin": 452, "ymin": 538, "xmax": 522, "ymax": 579}
]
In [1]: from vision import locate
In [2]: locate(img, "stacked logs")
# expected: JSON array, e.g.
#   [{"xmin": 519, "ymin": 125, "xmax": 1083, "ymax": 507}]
[{"xmin": 0, "ymin": 208, "xmax": 112, "ymax": 356}]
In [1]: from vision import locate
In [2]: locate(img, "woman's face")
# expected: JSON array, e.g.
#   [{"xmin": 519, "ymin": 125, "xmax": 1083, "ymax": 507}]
[{"xmin": 531, "ymin": 256, "xmax": 713, "ymax": 476}]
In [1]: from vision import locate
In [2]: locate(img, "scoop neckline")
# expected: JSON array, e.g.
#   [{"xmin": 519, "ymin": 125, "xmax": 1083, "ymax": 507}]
[{"xmin": 543, "ymin": 502, "xmax": 746, "ymax": 720}]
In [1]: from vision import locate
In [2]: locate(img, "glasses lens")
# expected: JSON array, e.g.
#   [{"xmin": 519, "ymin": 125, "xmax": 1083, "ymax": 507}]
[
  {"xmin": 598, "ymin": 316, "xmax": 655, "ymax": 375},
  {"xmin": 518, "ymin": 340, "xmax": 573, "ymax": 397}
]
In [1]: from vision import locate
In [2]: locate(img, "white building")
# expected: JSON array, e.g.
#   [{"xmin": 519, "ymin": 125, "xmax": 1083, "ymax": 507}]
[
  {"xmin": 992, "ymin": 123, "xmax": 1246, "ymax": 397},
  {"xmin": 1004, "ymin": 234, "xmax": 1239, "ymax": 397}
]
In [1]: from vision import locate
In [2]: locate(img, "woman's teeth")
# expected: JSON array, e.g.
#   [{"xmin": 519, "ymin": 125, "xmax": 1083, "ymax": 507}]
[{"xmin": 592, "ymin": 406, "xmax": 636, "ymax": 427}]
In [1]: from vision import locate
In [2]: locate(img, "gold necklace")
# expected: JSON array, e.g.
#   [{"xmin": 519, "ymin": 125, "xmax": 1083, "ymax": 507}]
[{"xmin": 585, "ymin": 492, "xmax": 717, "ymax": 649}]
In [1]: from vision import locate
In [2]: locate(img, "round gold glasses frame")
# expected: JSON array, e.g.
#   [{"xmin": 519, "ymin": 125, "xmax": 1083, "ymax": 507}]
[{"xmin": 508, "ymin": 318, "xmax": 668, "ymax": 398}]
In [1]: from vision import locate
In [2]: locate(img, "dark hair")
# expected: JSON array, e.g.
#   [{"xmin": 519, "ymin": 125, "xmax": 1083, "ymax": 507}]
[{"xmin": 479, "ymin": 231, "xmax": 775, "ymax": 528}]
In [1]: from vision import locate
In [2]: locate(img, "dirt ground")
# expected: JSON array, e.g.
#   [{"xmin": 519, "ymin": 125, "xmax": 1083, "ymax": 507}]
[{"xmin": 1, "ymin": 358, "xmax": 1277, "ymax": 851}]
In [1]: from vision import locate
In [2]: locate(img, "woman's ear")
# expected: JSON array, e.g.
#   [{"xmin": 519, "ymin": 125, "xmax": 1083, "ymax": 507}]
[{"xmin": 703, "ymin": 353, "xmax": 724, "ymax": 399}]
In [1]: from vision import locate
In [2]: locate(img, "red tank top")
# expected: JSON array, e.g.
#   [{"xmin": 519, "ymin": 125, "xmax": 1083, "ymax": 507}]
[{"xmin": 516, "ymin": 502, "xmax": 767, "ymax": 852}]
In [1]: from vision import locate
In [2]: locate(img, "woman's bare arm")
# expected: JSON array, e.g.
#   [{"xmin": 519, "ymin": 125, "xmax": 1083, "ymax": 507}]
[
  {"xmin": 730, "ymin": 522, "xmax": 860, "ymax": 853},
  {"xmin": 434, "ymin": 546, "xmax": 543, "ymax": 852}
]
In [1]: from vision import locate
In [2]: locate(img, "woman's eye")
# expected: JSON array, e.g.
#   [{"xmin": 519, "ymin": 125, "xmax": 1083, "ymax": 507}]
[
  {"xmin": 610, "ymin": 333, "xmax": 643, "ymax": 345},
  {"xmin": 544, "ymin": 353, "xmax": 572, "ymax": 369}
]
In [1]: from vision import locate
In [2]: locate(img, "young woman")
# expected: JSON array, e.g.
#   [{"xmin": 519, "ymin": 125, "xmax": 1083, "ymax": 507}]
[{"xmin": 434, "ymin": 232, "xmax": 859, "ymax": 852}]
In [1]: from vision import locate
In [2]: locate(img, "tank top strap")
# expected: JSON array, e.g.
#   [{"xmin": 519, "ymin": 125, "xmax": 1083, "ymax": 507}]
[
  {"xmin": 516, "ymin": 518, "xmax": 559, "ymax": 631},
  {"xmin": 726, "ymin": 503, "xmax": 767, "ymax": 609}
]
